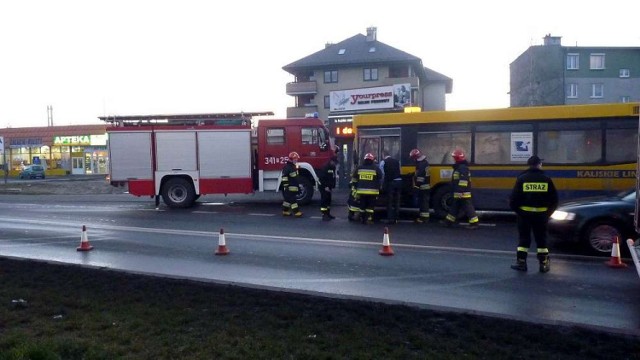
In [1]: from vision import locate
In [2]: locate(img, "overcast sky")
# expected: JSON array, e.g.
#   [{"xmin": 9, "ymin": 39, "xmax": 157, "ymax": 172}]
[{"xmin": 1, "ymin": 0, "xmax": 638, "ymax": 128}]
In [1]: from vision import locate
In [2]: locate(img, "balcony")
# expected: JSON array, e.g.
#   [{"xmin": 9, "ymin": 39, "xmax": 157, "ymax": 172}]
[
  {"xmin": 287, "ymin": 105, "xmax": 318, "ymax": 118},
  {"xmin": 286, "ymin": 81, "xmax": 317, "ymax": 95}
]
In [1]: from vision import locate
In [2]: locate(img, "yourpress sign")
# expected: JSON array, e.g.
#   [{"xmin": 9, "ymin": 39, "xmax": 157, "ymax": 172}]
[{"xmin": 330, "ymin": 84, "xmax": 411, "ymax": 112}]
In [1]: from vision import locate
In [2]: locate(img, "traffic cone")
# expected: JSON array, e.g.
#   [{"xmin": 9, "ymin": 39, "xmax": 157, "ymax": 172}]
[
  {"xmin": 76, "ymin": 225, "xmax": 94, "ymax": 252},
  {"xmin": 605, "ymin": 236, "xmax": 627, "ymax": 268},
  {"xmin": 379, "ymin": 227, "xmax": 394, "ymax": 256},
  {"xmin": 215, "ymin": 228, "xmax": 230, "ymax": 255}
]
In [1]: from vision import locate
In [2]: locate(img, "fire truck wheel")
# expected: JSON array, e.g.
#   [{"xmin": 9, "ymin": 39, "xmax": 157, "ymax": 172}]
[
  {"xmin": 296, "ymin": 176, "xmax": 314, "ymax": 205},
  {"xmin": 431, "ymin": 185, "xmax": 453, "ymax": 219},
  {"xmin": 161, "ymin": 178, "xmax": 196, "ymax": 208}
]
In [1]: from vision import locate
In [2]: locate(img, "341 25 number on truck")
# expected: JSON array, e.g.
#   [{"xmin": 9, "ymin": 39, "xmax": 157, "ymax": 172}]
[{"xmin": 100, "ymin": 112, "xmax": 335, "ymax": 208}]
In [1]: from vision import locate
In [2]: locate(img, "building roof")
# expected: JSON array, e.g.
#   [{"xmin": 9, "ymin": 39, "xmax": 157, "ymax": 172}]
[
  {"xmin": 0, "ymin": 124, "xmax": 107, "ymax": 143},
  {"xmin": 424, "ymin": 67, "xmax": 453, "ymax": 93},
  {"xmin": 283, "ymin": 33, "xmax": 429, "ymax": 78}
]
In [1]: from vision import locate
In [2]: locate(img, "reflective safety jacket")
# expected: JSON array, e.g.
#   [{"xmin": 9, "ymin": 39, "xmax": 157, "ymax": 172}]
[
  {"xmin": 451, "ymin": 160, "xmax": 472, "ymax": 199},
  {"xmin": 352, "ymin": 161, "xmax": 382, "ymax": 196},
  {"xmin": 509, "ymin": 167, "xmax": 558, "ymax": 216},
  {"xmin": 281, "ymin": 161, "xmax": 299, "ymax": 192},
  {"xmin": 414, "ymin": 158, "xmax": 431, "ymax": 191}
]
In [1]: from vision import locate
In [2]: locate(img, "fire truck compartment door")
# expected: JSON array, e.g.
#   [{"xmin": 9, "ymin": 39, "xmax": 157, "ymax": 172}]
[
  {"xmin": 155, "ymin": 131, "xmax": 197, "ymax": 171},
  {"xmin": 108, "ymin": 131, "xmax": 153, "ymax": 181},
  {"xmin": 198, "ymin": 130, "xmax": 251, "ymax": 178}
]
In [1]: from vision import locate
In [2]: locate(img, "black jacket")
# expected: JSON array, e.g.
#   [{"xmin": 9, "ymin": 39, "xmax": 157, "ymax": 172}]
[
  {"xmin": 509, "ymin": 167, "xmax": 558, "ymax": 216},
  {"xmin": 382, "ymin": 156, "xmax": 401, "ymax": 184},
  {"xmin": 318, "ymin": 160, "xmax": 336, "ymax": 189}
]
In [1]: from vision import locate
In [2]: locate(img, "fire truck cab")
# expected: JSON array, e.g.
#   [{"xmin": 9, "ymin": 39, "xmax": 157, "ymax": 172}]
[{"xmin": 101, "ymin": 112, "xmax": 334, "ymax": 208}]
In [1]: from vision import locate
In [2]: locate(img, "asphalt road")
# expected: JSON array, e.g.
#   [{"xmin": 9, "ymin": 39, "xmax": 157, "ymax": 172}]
[{"xmin": 0, "ymin": 188, "xmax": 639, "ymax": 337}]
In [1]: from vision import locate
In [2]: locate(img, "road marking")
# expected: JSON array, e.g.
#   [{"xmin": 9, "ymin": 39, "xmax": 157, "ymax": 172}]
[{"xmin": 248, "ymin": 213, "xmax": 275, "ymax": 217}]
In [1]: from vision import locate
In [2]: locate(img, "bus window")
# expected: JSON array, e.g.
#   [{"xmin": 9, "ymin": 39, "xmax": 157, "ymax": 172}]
[
  {"xmin": 539, "ymin": 129, "xmax": 601, "ymax": 164},
  {"xmin": 607, "ymin": 128, "xmax": 637, "ymax": 163},
  {"xmin": 474, "ymin": 132, "xmax": 511, "ymax": 164},
  {"xmin": 381, "ymin": 136, "xmax": 401, "ymax": 161},
  {"xmin": 359, "ymin": 138, "xmax": 380, "ymax": 163},
  {"xmin": 417, "ymin": 132, "xmax": 471, "ymax": 165}
]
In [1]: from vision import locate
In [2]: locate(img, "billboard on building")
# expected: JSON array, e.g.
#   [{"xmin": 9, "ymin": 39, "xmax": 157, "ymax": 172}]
[{"xmin": 330, "ymin": 84, "xmax": 411, "ymax": 112}]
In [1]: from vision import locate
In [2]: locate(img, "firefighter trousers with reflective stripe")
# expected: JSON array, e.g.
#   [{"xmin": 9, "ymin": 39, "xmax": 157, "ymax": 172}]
[{"xmin": 516, "ymin": 212, "xmax": 549, "ymax": 251}]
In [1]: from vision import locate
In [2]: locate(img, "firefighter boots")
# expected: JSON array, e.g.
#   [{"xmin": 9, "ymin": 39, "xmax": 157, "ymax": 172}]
[
  {"xmin": 282, "ymin": 211, "xmax": 291, "ymax": 217},
  {"xmin": 293, "ymin": 211, "xmax": 303, "ymax": 218},
  {"xmin": 538, "ymin": 253, "xmax": 550, "ymax": 273},
  {"xmin": 322, "ymin": 213, "xmax": 331, "ymax": 221},
  {"xmin": 510, "ymin": 260, "xmax": 528, "ymax": 272},
  {"xmin": 511, "ymin": 250, "xmax": 528, "ymax": 271}
]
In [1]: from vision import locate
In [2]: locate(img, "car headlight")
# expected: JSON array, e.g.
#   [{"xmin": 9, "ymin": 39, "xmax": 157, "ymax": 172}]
[{"xmin": 551, "ymin": 210, "xmax": 576, "ymax": 221}]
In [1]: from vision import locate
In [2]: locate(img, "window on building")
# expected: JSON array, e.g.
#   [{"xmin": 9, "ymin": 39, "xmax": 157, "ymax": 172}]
[
  {"xmin": 567, "ymin": 83, "xmax": 578, "ymax": 98},
  {"xmin": 266, "ymin": 128, "xmax": 285, "ymax": 145},
  {"xmin": 566, "ymin": 53, "xmax": 579, "ymax": 70},
  {"xmin": 324, "ymin": 95, "xmax": 330, "ymax": 109},
  {"xmin": 324, "ymin": 70, "xmax": 338, "ymax": 83},
  {"xmin": 620, "ymin": 96, "xmax": 631, "ymax": 103},
  {"xmin": 619, "ymin": 69, "xmax": 630, "ymax": 78},
  {"xmin": 363, "ymin": 68, "xmax": 378, "ymax": 81},
  {"xmin": 590, "ymin": 53, "xmax": 605, "ymax": 70},
  {"xmin": 338, "ymin": 49, "xmax": 346, "ymax": 55},
  {"xmin": 591, "ymin": 84, "xmax": 604, "ymax": 98}
]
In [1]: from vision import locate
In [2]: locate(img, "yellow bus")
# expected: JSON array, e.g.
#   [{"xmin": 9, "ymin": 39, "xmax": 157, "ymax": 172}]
[{"xmin": 353, "ymin": 103, "xmax": 639, "ymax": 218}]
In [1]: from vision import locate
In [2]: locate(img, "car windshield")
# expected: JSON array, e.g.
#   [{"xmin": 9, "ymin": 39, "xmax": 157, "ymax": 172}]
[{"xmin": 622, "ymin": 190, "xmax": 637, "ymax": 202}]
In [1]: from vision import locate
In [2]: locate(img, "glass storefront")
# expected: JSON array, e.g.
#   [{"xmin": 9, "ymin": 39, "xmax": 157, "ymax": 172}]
[{"xmin": 2, "ymin": 133, "xmax": 108, "ymax": 175}]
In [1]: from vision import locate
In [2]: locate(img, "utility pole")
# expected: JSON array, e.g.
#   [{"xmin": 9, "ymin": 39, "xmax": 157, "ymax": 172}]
[{"xmin": 47, "ymin": 105, "xmax": 53, "ymax": 126}]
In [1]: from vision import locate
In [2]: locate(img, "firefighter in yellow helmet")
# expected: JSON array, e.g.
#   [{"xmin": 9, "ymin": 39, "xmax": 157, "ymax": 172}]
[
  {"xmin": 351, "ymin": 152, "xmax": 382, "ymax": 224},
  {"xmin": 281, "ymin": 151, "xmax": 303, "ymax": 217},
  {"xmin": 443, "ymin": 149, "xmax": 479, "ymax": 229}
]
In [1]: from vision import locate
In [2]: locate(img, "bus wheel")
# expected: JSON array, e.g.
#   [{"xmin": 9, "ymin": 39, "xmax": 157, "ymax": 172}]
[
  {"xmin": 432, "ymin": 186, "xmax": 452, "ymax": 219},
  {"xmin": 296, "ymin": 176, "xmax": 314, "ymax": 205},
  {"xmin": 162, "ymin": 178, "xmax": 196, "ymax": 208}
]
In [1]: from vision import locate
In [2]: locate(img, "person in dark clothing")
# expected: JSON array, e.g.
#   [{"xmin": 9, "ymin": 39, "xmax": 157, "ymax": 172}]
[
  {"xmin": 443, "ymin": 149, "xmax": 479, "ymax": 229},
  {"xmin": 509, "ymin": 155, "xmax": 558, "ymax": 273},
  {"xmin": 318, "ymin": 155, "xmax": 338, "ymax": 221},
  {"xmin": 409, "ymin": 148, "xmax": 431, "ymax": 224},
  {"xmin": 281, "ymin": 151, "xmax": 303, "ymax": 217},
  {"xmin": 381, "ymin": 152, "xmax": 402, "ymax": 224},
  {"xmin": 352, "ymin": 153, "xmax": 382, "ymax": 225}
]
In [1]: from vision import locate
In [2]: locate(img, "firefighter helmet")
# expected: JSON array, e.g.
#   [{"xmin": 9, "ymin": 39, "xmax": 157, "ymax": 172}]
[
  {"xmin": 364, "ymin": 153, "xmax": 375, "ymax": 161},
  {"xmin": 409, "ymin": 148, "xmax": 422, "ymax": 159},
  {"xmin": 288, "ymin": 151, "xmax": 300, "ymax": 161},
  {"xmin": 451, "ymin": 149, "xmax": 466, "ymax": 162}
]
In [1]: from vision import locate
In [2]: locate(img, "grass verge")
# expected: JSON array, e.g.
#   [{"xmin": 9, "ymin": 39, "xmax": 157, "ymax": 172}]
[{"xmin": 1, "ymin": 257, "xmax": 638, "ymax": 359}]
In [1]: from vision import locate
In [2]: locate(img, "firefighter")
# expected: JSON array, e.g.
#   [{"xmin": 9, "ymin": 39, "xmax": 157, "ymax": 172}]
[
  {"xmin": 443, "ymin": 149, "xmax": 479, "ymax": 229},
  {"xmin": 318, "ymin": 155, "xmax": 338, "ymax": 221},
  {"xmin": 409, "ymin": 148, "xmax": 431, "ymax": 224},
  {"xmin": 352, "ymin": 153, "xmax": 382, "ymax": 224},
  {"xmin": 347, "ymin": 168, "xmax": 361, "ymax": 222},
  {"xmin": 381, "ymin": 151, "xmax": 402, "ymax": 225},
  {"xmin": 281, "ymin": 151, "xmax": 303, "ymax": 217},
  {"xmin": 509, "ymin": 155, "xmax": 558, "ymax": 273}
]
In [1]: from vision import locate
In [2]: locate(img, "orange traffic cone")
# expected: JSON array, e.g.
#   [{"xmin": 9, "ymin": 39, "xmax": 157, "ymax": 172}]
[
  {"xmin": 76, "ymin": 225, "xmax": 94, "ymax": 252},
  {"xmin": 215, "ymin": 228, "xmax": 230, "ymax": 255},
  {"xmin": 379, "ymin": 227, "xmax": 394, "ymax": 256},
  {"xmin": 605, "ymin": 236, "xmax": 627, "ymax": 268}
]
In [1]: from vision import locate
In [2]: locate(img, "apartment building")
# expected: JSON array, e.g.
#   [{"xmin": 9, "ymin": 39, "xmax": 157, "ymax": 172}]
[
  {"xmin": 510, "ymin": 35, "xmax": 640, "ymax": 107},
  {"xmin": 282, "ymin": 27, "xmax": 452, "ymax": 184}
]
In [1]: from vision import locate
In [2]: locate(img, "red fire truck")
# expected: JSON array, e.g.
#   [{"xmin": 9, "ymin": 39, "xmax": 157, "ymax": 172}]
[{"xmin": 101, "ymin": 112, "xmax": 335, "ymax": 208}]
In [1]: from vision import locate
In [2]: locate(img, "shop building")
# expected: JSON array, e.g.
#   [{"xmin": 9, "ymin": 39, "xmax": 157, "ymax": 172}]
[{"xmin": 0, "ymin": 124, "xmax": 108, "ymax": 176}]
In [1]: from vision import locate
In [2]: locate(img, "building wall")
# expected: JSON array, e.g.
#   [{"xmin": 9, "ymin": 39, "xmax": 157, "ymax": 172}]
[{"xmin": 510, "ymin": 41, "xmax": 640, "ymax": 107}]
